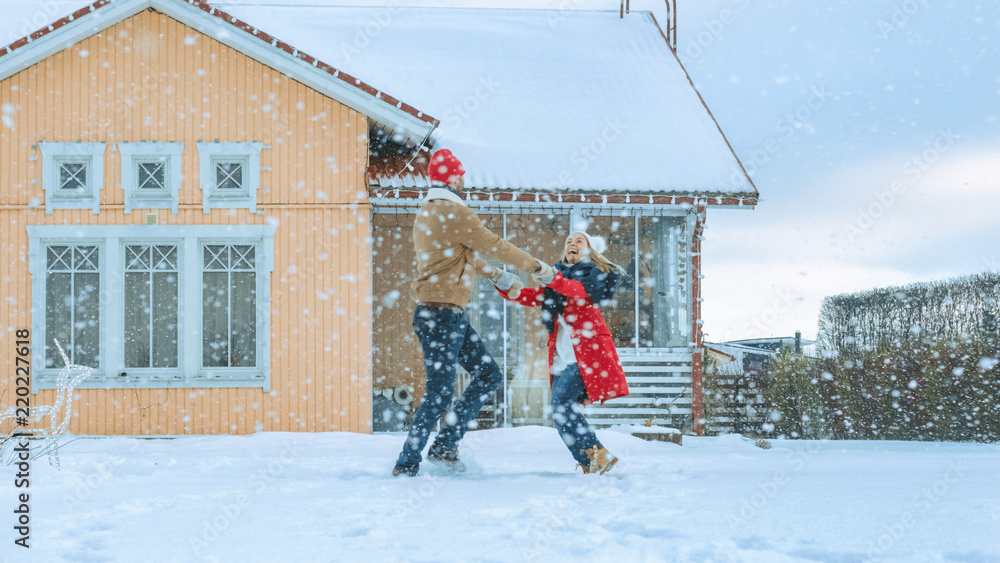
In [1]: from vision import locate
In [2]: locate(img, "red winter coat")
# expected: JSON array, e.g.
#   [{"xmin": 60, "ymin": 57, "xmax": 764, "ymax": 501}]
[{"xmin": 500, "ymin": 271, "xmax": 629, "ymax": 405}]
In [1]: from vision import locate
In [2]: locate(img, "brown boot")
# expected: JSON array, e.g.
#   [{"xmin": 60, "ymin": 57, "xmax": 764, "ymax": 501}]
[{"xmin": 581, "ymin": 446, "xmax": 618, "ymax": 475}]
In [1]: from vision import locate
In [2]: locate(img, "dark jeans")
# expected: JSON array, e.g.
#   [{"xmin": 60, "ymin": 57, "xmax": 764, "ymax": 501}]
[
  {"xmin": 551, "ymin": 363, "xmax": 603, "ymax": 465},
  {"xmin": 396, "ymin": 305, "xmax": 504, "ymax": 467}
]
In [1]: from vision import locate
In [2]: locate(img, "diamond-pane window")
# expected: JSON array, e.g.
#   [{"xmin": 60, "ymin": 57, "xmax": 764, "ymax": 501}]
[
  {"xmin": 29, "ymin": 224, "xmax": 275, "ymax": 390},
  {"xmin": 136, "ymin": 160, "xmax": 167, "ymax": 193},
  {"xmin": 58, "ymin": 162, "xmax": 88, "ymax": 193},
  {"xmin": 44, "ymin": 244, "xmax": 101, "ymax": 369},
  {"xmin": 118, "ymin": 142, "xmax": 184, "ymax": 213},
  {"xmin": 125, "ymin": 244, "xmax": 179, "ymax": 369},
  {"xmin": 196, "ymin": 143, "xmax": 264, "ymax": 213},
  {"xmin": 40, "ymin": 142, "xmax": 106, "ymax": 213},
  {"xmin": 215, "ymin": 161, "xmax": 245, "ymax": 193},
  {"xmin": 203, "ymin": 244, "xmax": 257, "ymax": 368}
]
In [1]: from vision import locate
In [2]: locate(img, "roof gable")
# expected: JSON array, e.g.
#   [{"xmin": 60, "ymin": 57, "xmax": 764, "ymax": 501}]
[{"xmin": 0, "ymin": 0, "xmax": 437, "ymax": 145}]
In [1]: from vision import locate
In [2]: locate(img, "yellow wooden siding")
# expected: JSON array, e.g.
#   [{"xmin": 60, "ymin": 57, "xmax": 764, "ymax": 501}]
[{"xmin": 0, "ymin": 10, "xmax": 372, "ymax": 434}]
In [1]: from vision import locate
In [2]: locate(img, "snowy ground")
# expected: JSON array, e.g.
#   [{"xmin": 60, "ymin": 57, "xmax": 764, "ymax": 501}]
[{"xmin": 2, "ymin": 427, "xmax": 999, "ymax": 562}]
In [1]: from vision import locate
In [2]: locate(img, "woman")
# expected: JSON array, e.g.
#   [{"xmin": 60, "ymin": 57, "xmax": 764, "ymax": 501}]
[{"xmin": 498, "ymin": 231, "xmax": 629, "ymax": 474}]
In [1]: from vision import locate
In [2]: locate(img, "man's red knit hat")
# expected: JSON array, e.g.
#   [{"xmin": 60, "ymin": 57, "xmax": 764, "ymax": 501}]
[{"xmin": 428, "ymin": 149, "xmax": 466, "ymax": 185}]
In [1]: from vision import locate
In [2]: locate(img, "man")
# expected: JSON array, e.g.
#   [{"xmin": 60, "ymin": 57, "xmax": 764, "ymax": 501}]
[{"xmin": 393, "ymin": 149, "xmax": 554, "ymax": 477}]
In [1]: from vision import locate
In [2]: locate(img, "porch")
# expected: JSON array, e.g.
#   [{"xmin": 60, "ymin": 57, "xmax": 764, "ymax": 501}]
[{"xmin": 369, "ymin": 201, "xmax": 699, "ymax": 433}]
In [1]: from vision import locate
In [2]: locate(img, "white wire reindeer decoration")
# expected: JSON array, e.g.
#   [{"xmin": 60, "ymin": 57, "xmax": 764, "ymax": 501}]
[{"xmin": 0, "ymin": 339, "xmax": 94, "ymax": 467}]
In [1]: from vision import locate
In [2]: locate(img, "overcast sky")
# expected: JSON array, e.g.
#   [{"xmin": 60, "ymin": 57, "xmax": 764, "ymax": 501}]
[{"xmin": 671, "ymin": 0, "xmax": 1000, "ymax": 341}]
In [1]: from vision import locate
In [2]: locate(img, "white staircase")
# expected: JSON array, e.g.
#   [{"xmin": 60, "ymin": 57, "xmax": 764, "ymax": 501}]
[{"xmin": 581, "ymin": 349, "xmax": 693, "ymax": 432}]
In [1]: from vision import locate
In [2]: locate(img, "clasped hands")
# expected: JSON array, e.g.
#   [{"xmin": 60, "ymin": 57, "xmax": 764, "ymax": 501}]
[{"xmin": 489, "ymin": 259, "xmax": 555, "ymax": 299}]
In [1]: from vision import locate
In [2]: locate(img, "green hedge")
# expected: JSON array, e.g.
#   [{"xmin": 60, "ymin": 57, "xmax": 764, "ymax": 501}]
[{"xmin": 762, "ymin": 338, "xmax": 1000, "ymax": 442}]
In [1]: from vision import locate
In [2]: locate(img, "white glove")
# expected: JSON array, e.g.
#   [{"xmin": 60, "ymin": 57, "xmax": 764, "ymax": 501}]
[
  {"xmin": 492, "ymin": 270, "xmax": 524, "ymax": 299},
  {"xmin": 532, "ymin": 259, "xmax": 555, "ymax": 286},
  {"xmin": 493, "ymin": 270, "xmax": 518, "ymax": 291},
  {"xmin": 505, "ymin": 277, "xmax": 524, "ymax": 300}
]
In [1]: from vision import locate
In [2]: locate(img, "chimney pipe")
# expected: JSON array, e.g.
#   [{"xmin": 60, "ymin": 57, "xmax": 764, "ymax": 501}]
[{"xmin": 794, "ymin": 330, "xmax": 802, "ymax": 354}]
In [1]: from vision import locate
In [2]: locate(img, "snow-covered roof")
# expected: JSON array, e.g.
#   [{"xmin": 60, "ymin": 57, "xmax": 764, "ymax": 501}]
[
  {"xmin": 703, "ymin": 342, "xmax": 770, "ymax": 378},
  {"xmin": 216, "ymin": 3, "xmax": 755, "ymax": 196},
  {"xmin": 1, "ymin": 0, "xmax": 757, "ymax": 199},
  {"xmin": 725, "ymin": 336, "xmax": 816, "ymax": 351},
  {"xmin": 707, "ymin": 338, "xmax": 819, "ymax": 365}
]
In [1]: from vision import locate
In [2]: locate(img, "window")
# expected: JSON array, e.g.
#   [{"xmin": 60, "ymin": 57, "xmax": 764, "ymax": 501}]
[
  {"xmin": 215, "ymin": 160, "xmax": 246, "ymax": 193},
  {"xmin": 118, "ymin": 142, "xmax": 185, "ymax": 213},
  {"xmin": 196, "ymin": 142, "xmax": 265, "ymax": 213},
  {"xmin": 58, "ymin": 161, "xmax": 88, "ymax": 194},
  {"xmin": 202, "ymin": 244, "xmax": 257, "ymax": 368},
  {"xmin": 27, "ymin": 225, "xmax": 276, "ymax": 391},
  {"xmin": 124, "ymin": 244, "xmax": 179, "ymax": 369},
  {"xmin": 44, "ymin": 244, "xmax": 101, "ymax": 369},
  {"xmin": 584, "ymin": 214, "xmax": 638, "ymax": 348},
  {"xmin": 503, "ymin": 213, "xmax": 570, "ymax": 425},
  {"xmin": 136, "ymin": 160, "xmax": 167, "ymax": 193},
  {"xmin": 639, "ymin": 216, "xmax": 689, "ymax": 347},
  {"xmin": 579, "ymin": 212, "xmax": 691, "ymax": 349},
  {"xmin": 38, "ymin": 142, "xmax": 107, "ymax": 214}
]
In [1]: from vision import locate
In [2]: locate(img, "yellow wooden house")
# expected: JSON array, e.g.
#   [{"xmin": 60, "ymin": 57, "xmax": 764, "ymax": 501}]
[{"xmin": 0, "ymin": 0, "xmax": 440, "ymax": 435}]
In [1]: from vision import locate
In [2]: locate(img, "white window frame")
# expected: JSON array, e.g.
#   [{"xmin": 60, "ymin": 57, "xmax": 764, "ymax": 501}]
[
  {"xmin": 118, "ymin": 142, "xmax": 185, "ymax": 214},
  {"xmin": 568, "ymin": 207, "xmax": 694, "ymax": 351},
  {"xmin": 122, "ymin": 243, "xmax": 182, "ymax": 372},
  {"xmin": 27, "ymin": 224, "xmax": 276, "ymax": 392},
  {"xmin": 196, "ymin": 142, "xmax": 265, "ymax": 213},
  {"xmin": 200, "ymin": 241, "xmax": 262, "ymax": 376},
  {"xmin": 39, "ymin": 142, "xmax": 106, "ymax": 214},
  {"xmin": 38, "ymin": 241, "xmax": 105, "ymax": 371}
]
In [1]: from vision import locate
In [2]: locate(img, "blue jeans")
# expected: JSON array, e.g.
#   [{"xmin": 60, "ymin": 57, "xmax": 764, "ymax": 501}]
[
  {"xmin": 396, "ymin": 305, "xmax": 504, "ymax": 467},
  {"xmin": 552, "ymin": 363, "xmax": 603, "ymax": 465}
]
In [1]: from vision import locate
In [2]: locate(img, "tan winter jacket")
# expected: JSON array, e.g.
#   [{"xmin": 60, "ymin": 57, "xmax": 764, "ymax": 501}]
[{"xmin": 411, "ymin": 188, "xmax": 538, "ymax": 307}]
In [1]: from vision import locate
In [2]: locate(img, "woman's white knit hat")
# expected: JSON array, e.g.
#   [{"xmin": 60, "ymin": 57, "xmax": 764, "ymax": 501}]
[{"xmin": 570, "ymin": 231, "xmax": 608, "ymax": 254}]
